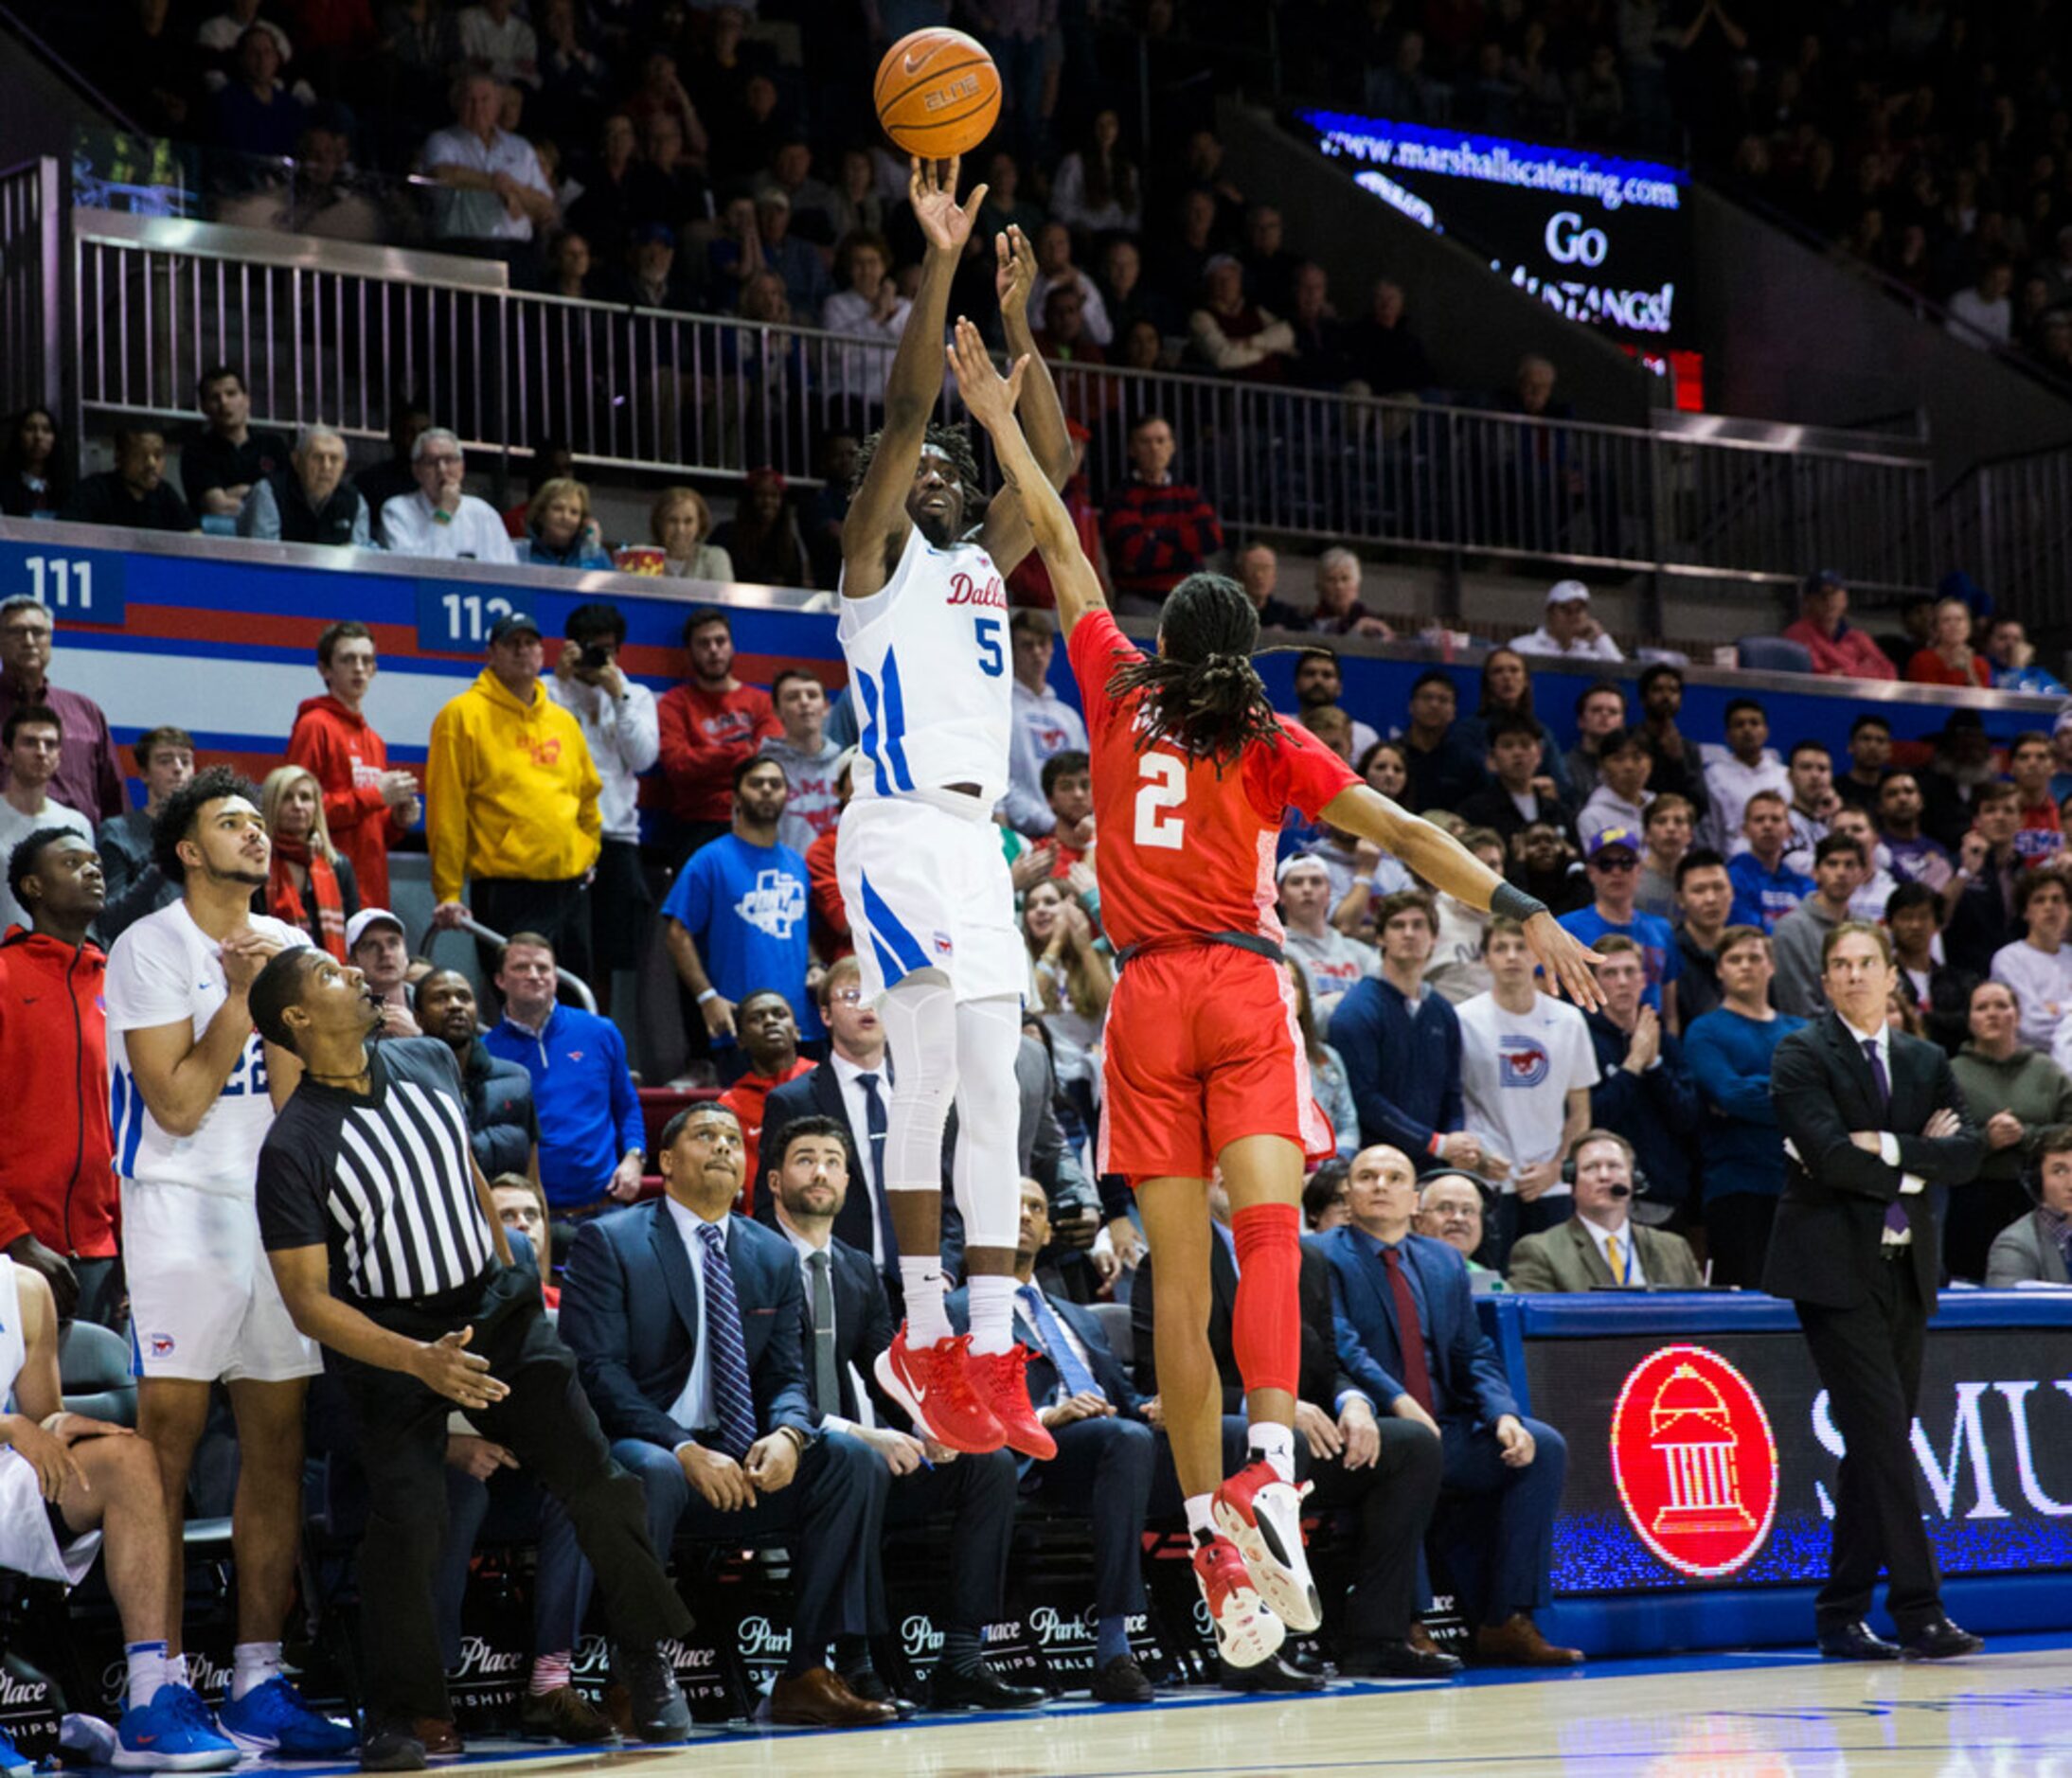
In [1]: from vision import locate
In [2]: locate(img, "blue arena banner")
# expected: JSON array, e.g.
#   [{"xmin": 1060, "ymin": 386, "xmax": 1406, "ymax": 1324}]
[
  {"xmin": 0, "ymin": 538, "xmax": 129, "ymax": 627},
  {"xmin": 415, "ymin": 578, "xmax": 536, "ymax": 653}
]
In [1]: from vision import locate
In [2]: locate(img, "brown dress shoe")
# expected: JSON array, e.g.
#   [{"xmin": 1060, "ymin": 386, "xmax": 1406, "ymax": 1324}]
[
  {"xmin": 412, "ymin": 1719, "xmax": 463, "ymax": 1756},
  {"xmin": 520, "ymin": 1684, "xmax": 616, "ymax": 1744},
  {"xmin": 1472, "ymin": 1613, "xmax": 1583, "ymax": 1666},
  {"xmin": 768, "ymin": 1667, "xmax": 899, "ymax": 1727},
  {"xmin": 1406, "ymin": 1623, "xmax": 1443, "ymax": 1658}
]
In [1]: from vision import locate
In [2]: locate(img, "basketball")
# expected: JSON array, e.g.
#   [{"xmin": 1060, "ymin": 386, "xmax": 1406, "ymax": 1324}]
[{"xmin": 873, "ymin": 27, "xmax": 1001, "ymax": 158}]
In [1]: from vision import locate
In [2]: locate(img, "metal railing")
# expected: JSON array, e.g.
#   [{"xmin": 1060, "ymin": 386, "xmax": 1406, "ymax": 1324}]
[
  {"xmin": 1938, "ymin": 443, "xmax": 2072, "ymax": 630},
  {"xmin": 0, "ymin": 160, "xmax": 63, "ymax": 423},
  {"xmin": 66, "ymin": 201, "xmax": 1941, "ymax": 600}
]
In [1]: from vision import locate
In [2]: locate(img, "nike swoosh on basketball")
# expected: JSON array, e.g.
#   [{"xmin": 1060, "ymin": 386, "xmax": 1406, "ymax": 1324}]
[{"xmin": 902, "ymin": 50, "xmax": 929, "ymax": 73}]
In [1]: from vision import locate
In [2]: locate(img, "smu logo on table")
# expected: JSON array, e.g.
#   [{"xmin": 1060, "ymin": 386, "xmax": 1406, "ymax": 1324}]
[
  {"xmin": 1610, "ymin": 1346, "xmax": 1778, "ymax": 1578},
  {"xmin": 1498, "ymin": 1037, "xmax": 1550, "ymax": 1089}
]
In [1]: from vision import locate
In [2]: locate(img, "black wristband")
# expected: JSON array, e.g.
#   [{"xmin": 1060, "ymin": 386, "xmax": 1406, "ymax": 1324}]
[{"xmin": 1490, "ymin": 881, "xmax": 1549, "ymax": 922}]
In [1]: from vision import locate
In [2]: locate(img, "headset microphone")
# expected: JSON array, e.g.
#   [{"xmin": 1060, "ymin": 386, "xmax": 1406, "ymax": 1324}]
[{"xmin": 1607, "ymin": 1183, "xmax": 1634, "ymax": 1199}]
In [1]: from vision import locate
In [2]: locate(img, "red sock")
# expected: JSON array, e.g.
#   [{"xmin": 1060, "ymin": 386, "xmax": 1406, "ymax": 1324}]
[{"xmin": 1230, "ymin": 1202, "xmax": 1302, "ymax": 1399}]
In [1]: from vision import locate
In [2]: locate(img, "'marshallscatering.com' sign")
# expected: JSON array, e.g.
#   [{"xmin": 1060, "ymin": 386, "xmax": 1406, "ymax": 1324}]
[{"xmin": 1296, "ymin": 110, "xmax": 1693, "ymax": 345}]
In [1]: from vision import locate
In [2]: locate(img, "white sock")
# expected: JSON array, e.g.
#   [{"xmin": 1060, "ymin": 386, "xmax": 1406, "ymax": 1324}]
[
  {"xmin": 901, "ymin": 1256, "xmax": 952, "ymax": 1344},
  {"xmin": 1248, "ymin": 1421, "xmax": 1296, "ymax": 1485},
  {"xmin": 167, "ymin": 1653, "xmax": 190, "ymax": 1691},
  {"xmin": 1185, "ymin": 1493, "xmax": 1216, "ymax": 1546},
  {"xmin": 529, "ymin": 1653, "xmax": 572, "ymax": 1696},
  {"xmin": 126, "ymin": 1642, "xmax": 170, "ymax": 1712},
  {"xmin": 230, "ymin": 1641, "xmax": 282, "ymax": 1702},
  {"xmin": 966, "ymin": 1273, "xmax": 1016, "ymax": 1356}
]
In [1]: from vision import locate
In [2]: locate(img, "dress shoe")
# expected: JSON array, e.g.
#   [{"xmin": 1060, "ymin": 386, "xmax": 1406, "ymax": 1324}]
[
  {"xmin": 1471, "ymin": 1613, "xmax": 1583, "ymax": 1667},
  {"xmin": 838, "ymin": 1668, "xmax": 920, "ymax": 1714},
  {"xmin": 358, "ymin": 1720, "xmax": 425, "ymax": 1773},
  {"xmin": 1339, "ymin": 1640, "xmax": 1464, "ymax": 1680},
  {"xmin": 768, "ymin": 1667, "xmax": 899, "ymax": 1727},
  {"xmin": 1218, "ymin": 1651, "xmax": 1325, "ymax": 1693},
  {"xmin": 614, "ymin": 1647, "xmax": 692, "ymax": 1741},
  {"xmin": 412, "ymin": 1719, "xmax": 464, "ymax": 1756},
  {"xmin": 1407, "ymin": 1622, "xmax": 1444, "ymax": 1657},
  {"xmin": 1817, "ymin": 1620, "xmax": 1902, "ymax": 1662},
  {"xmin": 927, "ymin": 1663, "xmax": 1049, "ymax": 1711},
  {"xmin": 519, "ymin": 1685, "xmax": 616, "ymax": 1744},
  {"xmin": 1901, "ymin": 1617, "xmax": 1985, "ymax": 1661},
  {"xmin": 1088, "ymin": 1655, "xmax": 1155, "ymax": 1704}
]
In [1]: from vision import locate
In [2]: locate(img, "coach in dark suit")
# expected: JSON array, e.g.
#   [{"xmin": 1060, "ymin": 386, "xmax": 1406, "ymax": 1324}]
[
  {"xmin": 1763, "ymin": 919, "xmax": 1986, "ymax": 1662},
  {"xmin": 547, "ymin": 1101, "xmax": 895, "ymax": 1726},
  {"xmin": 1133, "ymin": 1203, "xmax": 1456, "ymax": 1681},
  {"xmin": 763, "ymin": 1114, "xmax": 1045, "ymax": 1712},
  {"xmin": 1322, "ymin": 1144, "xmax": 1581, "ymax": 1668}
]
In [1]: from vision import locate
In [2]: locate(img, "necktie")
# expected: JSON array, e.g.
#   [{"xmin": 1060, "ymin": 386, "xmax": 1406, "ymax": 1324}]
[
  {"xmin": 1017, "ymin": 1284, "xmax": 1104, "ymax": 1402},
  {"xmin": 806, "ymin": 1250, "xmax": 840, "ymax": 1419},
  {"xmin": 1606, "ymin": 1233, "xmax": 1625, "ymax": 1283},
  {"xmin": 1381, "ymin": 1247, "xmax": 1436, "ymax": 1414},
  {"xmin": 695, "ymin": 1220, "xmax": 759, "ymax": 1460},
  {"xmin": 856, "ymin": 1072, "xmax": 899, "ymax": 1268},
  {"xmin": 1863, "ymin": 1039, "xmax": 1911, "ymax": 1239}
]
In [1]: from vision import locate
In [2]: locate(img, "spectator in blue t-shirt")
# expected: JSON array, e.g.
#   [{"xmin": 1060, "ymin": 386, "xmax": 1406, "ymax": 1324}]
[
  {"xmin": 481, "ymin": 931, "xmax": 647, "ymax": 1213},
  {"xmin": 1556, "ymin": 827, "xmax": 1683, "ymax": 1031},
  {"xmin": 661, "ymin": 752, "xmax": 824, "ymax": 1083},
  {"xmin": 1725, "ymin": 790, "xmax": 1813, "ymax": 936}
]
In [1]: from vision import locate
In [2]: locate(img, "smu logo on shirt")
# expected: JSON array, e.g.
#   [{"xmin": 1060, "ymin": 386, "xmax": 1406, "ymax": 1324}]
[
  {"xmin": 945, "ymin": 570, "xmax": 1007, "ymax": 609},
  {"xmin": 1499, "ymin": 1037, "xmax": 1551, "ymax": 1089},
  {"xmin": 1031, "ymin": 720, "xmax": 1073, "ymax": 756},
  {"xmin": 735, "ymin": 869, "xmax": 806, "ymax": 939},
  {"xmin": 1310, "ymin": 958, "xmax": 1366, "ymax": 990},
  {"xmin": 527, "ymin": 734, "xmax": 563, "ymax": 768},
  {"xmin": 702, "ymin": 711, "xmax": 762, "ymax": 744}
]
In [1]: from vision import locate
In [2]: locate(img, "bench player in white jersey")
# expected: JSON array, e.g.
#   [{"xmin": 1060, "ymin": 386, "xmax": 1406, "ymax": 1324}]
[
  {"xmin": 103, "ymin": 768, "xmax": 355, "ymax": 1758},
  {"xmin": 0, "ymin": 1256, "xmax": 240, "ymax": 1769},
  {"xmin": 838, "ymin": 157, "xmax": 1077, "ymax": 1458}
]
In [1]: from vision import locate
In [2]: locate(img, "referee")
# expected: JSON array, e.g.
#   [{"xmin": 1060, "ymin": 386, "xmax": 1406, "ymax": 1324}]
[{"xmin": 249, "ymin": 947, "xmax": 694, "ymax": 1769}]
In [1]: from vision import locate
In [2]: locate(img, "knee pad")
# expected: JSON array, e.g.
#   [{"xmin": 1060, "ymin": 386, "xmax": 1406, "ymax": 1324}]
[
  {"xmin": 950, "ymin": 996, "xmax": 1024, "ymax": 1251},
  {"xmin": 1230, "ymin": 1201, "xmax": 1303, "ymax": 1399},
  {"xmin": 879, "ymin": 972, "xmax": 958, "ymax": 1191}
]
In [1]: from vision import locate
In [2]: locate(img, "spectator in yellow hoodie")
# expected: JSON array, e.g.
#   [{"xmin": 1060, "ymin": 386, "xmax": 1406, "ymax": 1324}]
[{"xmin": 428, "ymin": 613, "xmax": 603, "ymax": 987}]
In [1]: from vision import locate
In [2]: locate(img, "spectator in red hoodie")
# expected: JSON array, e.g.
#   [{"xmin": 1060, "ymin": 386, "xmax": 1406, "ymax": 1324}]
[
  {"xmin": 652, "ymin": 604, "xmax": 779, "ymax": 861},
  {"xmin": 284, "ymin": 620, "xmax": 420, "ymax": 909},
  {"xmin": 1780, "ymin": 571, "xmax": 1898, "ymax": 680},
  {"xmin": 808, "ymin": 750, "xmax": 854, "ymax": 962},
  {"xmin": 717, "ymin": 988, "xmax": 816, "ymax": 1217},
  {"xmin": 0, "ymin": 826, "xmax": 120, "ymax": 1327}
]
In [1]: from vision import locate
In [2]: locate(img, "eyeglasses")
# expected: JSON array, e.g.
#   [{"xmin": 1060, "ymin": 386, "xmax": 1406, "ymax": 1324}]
[{"xmin": 828, "ymin": 987, "xmax": 866, "ymax": 1005}]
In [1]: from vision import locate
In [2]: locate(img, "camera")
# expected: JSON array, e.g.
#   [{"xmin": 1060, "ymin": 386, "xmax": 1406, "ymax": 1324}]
[{"xmin": 579, "ymin": 642, "xmax": 613, "ymax": 669}]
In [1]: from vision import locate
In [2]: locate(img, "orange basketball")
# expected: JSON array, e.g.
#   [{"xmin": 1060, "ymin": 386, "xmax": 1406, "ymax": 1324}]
[{"xmin": 873, "ymin": 27, "xmax": 1002, "ymax": 158}]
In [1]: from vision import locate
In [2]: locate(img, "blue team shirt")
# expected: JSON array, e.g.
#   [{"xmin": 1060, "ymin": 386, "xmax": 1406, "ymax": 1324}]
[
  {"xmin": 1557, "ymin": 904, "xmax": 1681, "ymax": 1012},
  {"xmin": 660, "ymin": 834, "xmax": 825, "ymax": 1044}
]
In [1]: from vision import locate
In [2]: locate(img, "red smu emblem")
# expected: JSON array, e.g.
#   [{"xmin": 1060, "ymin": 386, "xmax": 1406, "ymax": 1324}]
[{"xmin": 1609, "ymin": 1345, "xmax": 1777, "ymax": 1579}]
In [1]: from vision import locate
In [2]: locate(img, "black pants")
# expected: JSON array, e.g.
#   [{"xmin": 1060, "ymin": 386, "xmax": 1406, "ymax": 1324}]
[
  {"xmin": 1795, "ymin": 1256, "xmax": 1940, "ymax": 1634},
  {"xmin": 866, "ymin": 1446, "xmax": 1019, "ymax": 1635},
  {"xmin": 1303, "ymin": 1420, "xmax": 1444, "ymax": 1647},
  {"xmin": 588, "ymin": 838, "xmax": 653, "ymax": 975},
  {"xmin": 69, "ymin": 1255, "xmax": 125, "ymax": 1332},
  {"xmin": 1705, "ymin": 1193, "xmax": 1779, "ymax": 1289},
  {"xmin": 340, "ymin": 1264, "xmax": 689, "ymax": 1721},
  {"xmin": 471, "ymin": 877, "xmax": 593, "ymax": 993}
]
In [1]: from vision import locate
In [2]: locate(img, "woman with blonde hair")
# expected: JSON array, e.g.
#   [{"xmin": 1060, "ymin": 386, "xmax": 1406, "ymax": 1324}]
[
  {"xmin": 1022, "ymin": 877, "xmax": 1114, "ymax": 1131},
  {"xmin": 526, "ymin": 474, "xmax": 613, "ymax": 568},
  {"xmin": 260, "ymin": 762, "xmax": 359, "ymax": 959},
  {"xmin": 650, "ymin": 486, "xmax": 734, "ymax": 581}
]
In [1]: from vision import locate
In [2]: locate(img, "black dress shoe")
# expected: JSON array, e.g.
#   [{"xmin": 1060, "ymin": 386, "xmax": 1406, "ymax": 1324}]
[
  {"xmin": 1089, "ymin": 1654, "xmax": 1155, "ymax": 1704},
  {"xmin": 1218, "ymin": 1652, "xmax": 1325, "ymax": 1693},
  {"xmin": 1901, "ymin": 1618, "xmax": 1985, "ymax": 1661},
  {"xmin": 1817, "ymin": 1620, "xmax": 1902, "ymax": 1662},
  {"xmin": 1339, "ymin": 1640, "xmax": 1464, "ymax": 1680},
  {"xmin": 927, "ymin": 1663, "xmax": 1049, "ymax": 1711}
]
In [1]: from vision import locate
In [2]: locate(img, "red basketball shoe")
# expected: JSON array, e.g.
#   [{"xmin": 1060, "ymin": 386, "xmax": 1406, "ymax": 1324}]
[
  {"xmin": 1214, "ymin": 1460, "xmax": 1322, "ymax": 1632},
  {"xmin": 873, "ymin": 1327, "xmax": 1004, "ymax": 1454},
  {"xmin": 964, "ymin": 1343, "xmax": 1058, "ymax": 1460},
  {"xmin": 1192, "ymin": 1535, "xmax": 1285, "ymax": 1669}
]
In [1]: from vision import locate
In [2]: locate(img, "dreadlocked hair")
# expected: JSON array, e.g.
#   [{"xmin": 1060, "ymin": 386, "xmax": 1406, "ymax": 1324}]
[
  {"xmin": 1105, "ymin": 573, "xmax": 1283, "ymax": 773},
  {"xmin": 851, "ymin": 420, "xmax": 987, "ymax": 521}
]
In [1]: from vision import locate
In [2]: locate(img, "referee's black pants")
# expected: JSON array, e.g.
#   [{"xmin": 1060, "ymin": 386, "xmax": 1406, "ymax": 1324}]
[{"xmin": 339, "ymin": 1263, "xmax": 691, "ymax": 1723}]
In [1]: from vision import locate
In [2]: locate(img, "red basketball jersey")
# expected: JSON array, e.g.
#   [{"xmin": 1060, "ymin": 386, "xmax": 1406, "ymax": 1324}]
[{"xmin": 1067, "ymin": 609, "xmax": 1359, "ymax": 952}]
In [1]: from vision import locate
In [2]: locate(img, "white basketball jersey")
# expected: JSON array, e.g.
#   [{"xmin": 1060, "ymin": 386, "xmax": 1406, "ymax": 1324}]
[
  {"xmin": 839, "ymin": 524, "xmax": 1014, "ymax": 807},
  {"xmin": 106, "ymin": 902, "xmax": 312, "ymax": 1197}
]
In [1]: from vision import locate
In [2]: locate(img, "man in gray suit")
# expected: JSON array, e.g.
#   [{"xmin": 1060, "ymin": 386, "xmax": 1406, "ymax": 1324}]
[
  {"xmin": 1986, "ymin": 1124, "xmax": 2072, "ymax": 1286},
  {"xmin": 1505, "ymin": 1129, "xmax": 1704, "ymax": 1291}
]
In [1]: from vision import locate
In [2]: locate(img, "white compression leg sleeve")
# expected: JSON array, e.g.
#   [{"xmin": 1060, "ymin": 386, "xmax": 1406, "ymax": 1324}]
[
  {"xmin": 879, "ymin": 972, "xmax": 960, "ymax": 1342},
  {"xmin": 952, "ymin": 995, "xmax": 1027, "ymax": 1356}
]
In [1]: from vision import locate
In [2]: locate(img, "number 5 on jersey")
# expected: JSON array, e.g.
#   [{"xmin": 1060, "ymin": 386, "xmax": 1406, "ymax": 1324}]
[{"xmin": 1135, "ymin": 754, "xmax": 1187, "ymax": 849}]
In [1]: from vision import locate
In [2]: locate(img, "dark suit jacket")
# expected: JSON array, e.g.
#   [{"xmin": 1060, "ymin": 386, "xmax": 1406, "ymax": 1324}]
[
  {"xmin": 560, "ymin": 1199, "xmax": 813, "ymax": 1452},
  {"xmin": 1131, "ymin": 1231, "xmax": 1349, "ymax": 1411},
  {"xmin": 758, "ymin": 1061, "xmax": 899, "ymax": 1262},
  {"xmin": 946, "ymin": 1284, "xmax": 1147, "ymax": 1422},
  {"xmin": 1763, "ymin": 1013, "xmax": 1985, "ymax": 1310},
  {"xmin": 818, "ymin": 1232, "xmax": 899, "ymax": 1425},
  {"xmin": 1320, "ymin": 1225, "xmax": 1518, "ymax": 1429},
  {"xmin": 1506, "ymin": 1217, "xmax": 1705, "ymax": 1292}
]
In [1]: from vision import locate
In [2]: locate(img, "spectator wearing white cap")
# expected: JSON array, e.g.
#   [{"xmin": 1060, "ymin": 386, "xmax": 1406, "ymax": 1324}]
[
  {"xmin": 347, "ymin": 906, "xmax": 423, "ymax": 1039},
  {"xmin": 1278, "ymin": 853, "xmax": 1379, "ymax": 1034},
  {"xmin": 1511, "ymin": 580, "xmax": 1623, "ymax": 662}
]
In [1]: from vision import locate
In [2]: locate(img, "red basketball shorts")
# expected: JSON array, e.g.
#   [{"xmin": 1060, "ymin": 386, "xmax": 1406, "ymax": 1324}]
[{"xmin": 1098, "ymin": 943, "xmax": 1334, "ymax": 1183}]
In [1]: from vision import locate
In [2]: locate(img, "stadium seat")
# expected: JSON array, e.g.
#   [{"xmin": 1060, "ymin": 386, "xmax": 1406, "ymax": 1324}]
[
  {"xmin": 1735, "ymin": 635, "xmax": 1815, "ymax": 673},
  {"xmin": 59, "ymin": 1321, "xmax": 135, "ymax": 1428}
]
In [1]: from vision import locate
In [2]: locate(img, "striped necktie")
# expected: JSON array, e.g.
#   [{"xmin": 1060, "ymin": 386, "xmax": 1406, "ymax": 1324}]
[{"xmin": 696, "ymin": 1220, "xmax": 759, "ymax": 1460}]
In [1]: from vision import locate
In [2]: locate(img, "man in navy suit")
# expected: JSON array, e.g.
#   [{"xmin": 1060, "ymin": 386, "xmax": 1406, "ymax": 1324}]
[
  {"xmin": 1321, "ymin": 1144, "xmax": 1582, "ymax": 1667},
  {"xmin": 765, "ymin": 1114, "xmax": 1047, "ymax": 1711},
  {"xmin": 542, "ymin": 1102, "xmax": 896, "ymax": 1728}
]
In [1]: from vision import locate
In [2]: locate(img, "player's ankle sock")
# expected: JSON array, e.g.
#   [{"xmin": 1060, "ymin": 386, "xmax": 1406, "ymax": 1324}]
[
  {"xmin": 230, "ymin": 1642, "xmax": 282, "ymax": 1702},
  {"xmin": 938, "ymin": 1627, "xmax": 983, "ymax": 1680},
  {"xmin": 1247, "ymin": 1421, "xmax": 1296, "ymax": 1485},
  {"xmin": 126, "ymin": 1642, "xmax": 170, "ymax": 1712},
  {"xmin": 966, "ymin": 1273, "xmax": 1016, "ymax": 1356},
  {"xmin": 166, "ymin": 1654, "xmax": 190, "ymax": 1691},
  {"xmin": 1096, "ymin": 1616, "xmax": 1131, "ymax": 1666},
  {"xmin": 1185, "ymin": 1493, "xmax": 1216, "ymax": 1547},
  {"xmin": 901, "ymin": 1258, "xmax": 953, "ymax": 1344},
  {"xmin": 528, "ymin": 1653, "xmax": 572, "ymax": 1697}
]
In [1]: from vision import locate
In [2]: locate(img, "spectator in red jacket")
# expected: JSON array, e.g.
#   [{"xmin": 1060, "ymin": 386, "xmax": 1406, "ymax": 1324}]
[
  {"xmin": 0, "ymin": 825, "xmax": 119, "ymax": 1328},
  {"xmin": 1780, "ymin": 570, "xmax": 1898, "ymax": 681},
  {"xmin": 652, "ymin": 604, "xmax": 779, "ymax": 861},
  {"xmin": 807, "ymin": 750, "xmax": 853, "ymax": 961},
  {"xmin": 1906, "ymin": 595, "xmax": 1994, "ymax": 687},
  {"xmin": 716, "ymin": 988, "xmax": 816, "ymax": 1216},
  {"xmin": 1099, "ymin": 413, "xmax": 1224, "ymax": 613},
  {"xmin": 285, "ymin": 619, "xmax": 420, "ymax": 912}
]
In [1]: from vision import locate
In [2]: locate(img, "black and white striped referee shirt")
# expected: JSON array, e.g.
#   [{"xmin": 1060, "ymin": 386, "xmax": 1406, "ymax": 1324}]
[{"xmin": 258, "ymin": 1039, "xmax": 497, "ymax": 1302}]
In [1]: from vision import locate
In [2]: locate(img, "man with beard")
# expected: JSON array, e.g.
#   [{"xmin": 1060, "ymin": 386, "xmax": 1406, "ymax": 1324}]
[{"xmin": 1634, "ymin": 664, "xmax": 1707, "ymax": 826}]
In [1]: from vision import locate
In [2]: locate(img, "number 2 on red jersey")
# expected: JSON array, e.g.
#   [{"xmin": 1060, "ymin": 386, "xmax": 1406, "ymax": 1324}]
[{"xmin": 1134, "ymin": 753, "xmax": 1187, "ymax": 849}]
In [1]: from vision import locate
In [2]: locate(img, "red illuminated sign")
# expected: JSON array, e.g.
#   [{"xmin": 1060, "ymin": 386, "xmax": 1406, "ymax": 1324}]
[{"xmin": 1609, "ymin": 1345, "xmax": 1778, "ymax": 1578}]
